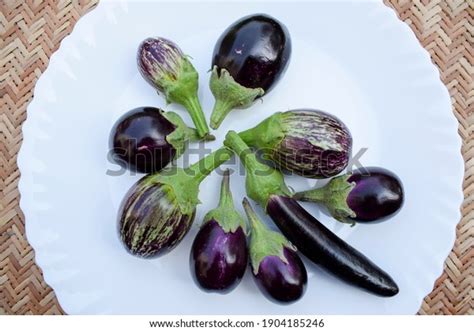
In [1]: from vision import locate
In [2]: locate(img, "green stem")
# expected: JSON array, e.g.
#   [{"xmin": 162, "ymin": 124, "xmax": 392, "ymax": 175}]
[
  {"xmin": 218, "ymin": 169, "xmax": 233, "ymax": 208},
  {"xmin": 181, "ymin": 94, "xmax": 211, "ymax": 139},
  {"xmin": 210, "ymin": 99, "xmax": 233, "ymax": 129},
  {"xmin": 188, "ymin": 147, "xmax": 232, "ymax": 183},
  {"xmin": 224, "ymin": 131, "xmax": 290, "ymax": 207},
  {"xmin": 223, "ymin": 131, "xmax": 258, "ymax": 173},
  {"xmin": 242, "ymin": 197, "xmax": 267, "ymax": 235}
]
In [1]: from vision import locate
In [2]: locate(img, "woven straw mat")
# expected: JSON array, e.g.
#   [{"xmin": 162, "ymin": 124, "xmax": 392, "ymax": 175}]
[{"xmin": 0, "ymin": 0, "xmax": 472, "ymax": 315}]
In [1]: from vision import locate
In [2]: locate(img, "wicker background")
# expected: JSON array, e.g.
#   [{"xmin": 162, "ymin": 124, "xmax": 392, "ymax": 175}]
[{"xmin": 0, "ymin": 0, "xmax": 472, "ymax": 315}]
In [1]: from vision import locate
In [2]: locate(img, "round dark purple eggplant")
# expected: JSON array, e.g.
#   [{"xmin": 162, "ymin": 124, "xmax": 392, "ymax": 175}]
[
  {"xmin": 110, "ymin": 107, "xmax": 212, "ymax": 174},
  {"xmin": 191, "ymin": 220, "xmax": 247, "ymax": 293},
  {"xmin": 294, "ymin": 167, "xmax": 404, "ymax": 223},
  {"xmin": 212, "ymin": 14, "xmax": 291, "ymax": 92},
  {"xmin": 242, "ymin": 198, "xmax": 307, "ymax": 304},
  {"xmin": 209, "ymin": 14, "xmax": 291, "ymax": 129},
  {"xmin": 239, "ymin": 109, "xmax": 352, "ymax": 178},
  {"xmin": 254, "ymin": 246, "xmax": 307, "ymax": 304},
  {"xmin": 118, "ymin": 148, "xmax": 233, "ymax": 258},
  {"xmin": 190, "ymin": 169, "xmax": 248, "ymax": 293}
]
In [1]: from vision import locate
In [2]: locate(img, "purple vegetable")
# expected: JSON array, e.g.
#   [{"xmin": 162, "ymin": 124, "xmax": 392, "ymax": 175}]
[
  {"xmin": 190, "ymin": 170, "xmax": 248, "ymax": 293},
  {"xmin": 110, "ymin": 107, "xmax": 212, "ymax": 174},
  {"xmin": 294, "ymin": 167, "xmax": 404, "ymax": 223},
  {"xmin": 243, "ymin": 198, "xmax": 307, "ymax": 304},
  {"xmin": 209, "ymin": 14, "xmax": 291, "ymax": 129},
  {"xmin": 239, "ymin": 109, "xmax": 352, "ymax": 178},
  {"xmin": 137, "ymin": 37, "xmax": 210, "ymax": 138},
  {"xmin": 118, "ymin": 148, "xmax": 232, "ymax": 258},
  {"xmin": 224, "ymin": 131, "xmax": 399, "ymax": 297}
]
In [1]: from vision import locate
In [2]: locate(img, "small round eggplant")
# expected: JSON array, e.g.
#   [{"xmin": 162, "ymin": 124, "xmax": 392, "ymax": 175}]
[
  {"xmin": 209, "ymin": 14, "xmax": 291, "ymax": 129},
  {"xmin": 239, "ymin": 109, "xmax": 352, "ymax": 178},
  {"xmin": 137, "ymin": 37, "xmax": 210, "ymax": 138},
  {"xmin": 294, "ymin": 167, "xmax": 404, "ymax": 223},
  {"xmin": 190, "ymin": 170, "xmax": 248, "ymax": 293},
  {"xmin": 110, "ymin": 107, "xmax": 206, "ymax": 173},
  {"xmin": 242, "ymin": 198, "xmax": 307, "ymax": 304},
  {"xmin": 118, "ymin": 148, "xmax": 232, "ymax": 258}
]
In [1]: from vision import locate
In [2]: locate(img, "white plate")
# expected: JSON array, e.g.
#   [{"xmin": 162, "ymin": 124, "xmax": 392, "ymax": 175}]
[{"xmin": 18, "ymin": 0, "xmax": 463, "ymax": 314}]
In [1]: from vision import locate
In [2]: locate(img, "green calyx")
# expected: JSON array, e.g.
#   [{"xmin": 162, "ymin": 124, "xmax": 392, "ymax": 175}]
[
  {"xmin": 163, "ymin": 111, "xmax": 215, "ymax": 158},
  {"xmin": 150, "ymin": 147, "xmax": 233, "ymax": 216},
  {"xmin": 293, "ymin": 174, "xmax": 357, "ymax": 225},
  {"xmin": 242, "ymin": 198, "xmax": 293, "ymax": 274},
  {"xmin": 224, "ymin": 131, "xmax": 290, "ymax": 208},
  {"xmin": 238, "ymin": 112, "xmax": 285, "ymax": 151},
  {"xmin": 209, "ymin": 66, "xmax": 265, "ymax": 129},
  {"xmin": 202, "ymin": 169, "xmax": 246, "ymax": 233},
  {"xmin": 160, "ymin": 58, "xmax": 210, "ymax": 138}
]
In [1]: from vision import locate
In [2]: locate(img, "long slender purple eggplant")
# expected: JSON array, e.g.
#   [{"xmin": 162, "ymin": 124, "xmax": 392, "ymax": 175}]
[
  {"xmin": 294, "ymin": 167, "xmax": 404, "ymax": 223},
  {"xmin": 190, "ymin": 169, "xmax": 248, "ymax": 293},
  {"xmin": 137, "ymin": 37, "xmax": 210, "ymax": 138},
  {"xmin": 239, "ymin": 109, "xmax": 352, "ymax": 178},
  {"xmin": 118, "ymin": 148, "xmax": 232, "ymax": 258},
  {"xmin": 224, "ymin": 131, "xmax": 399, "ymax": 297},
  {"xmin": 209, "ymin": 14, "xmax": 291, "ymax": 129},
  {"xmin": 110, "ymin": 107, "xmax": 213, "ymax": 174},
  {"xmin": 242, "ymin": 198, "xmax": 307, "ymax": 304}
]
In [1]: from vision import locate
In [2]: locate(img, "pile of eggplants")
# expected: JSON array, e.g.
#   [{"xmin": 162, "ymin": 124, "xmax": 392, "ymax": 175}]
[
  {"xmin": 224, "ymin": 131, "xmax": 399, "ymax": 297},
  {"xmin": 109, "ymin": 13, "xmax": 406, "ymax": 305}
]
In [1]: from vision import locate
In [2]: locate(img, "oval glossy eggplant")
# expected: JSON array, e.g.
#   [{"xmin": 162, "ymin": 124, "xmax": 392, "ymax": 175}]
[
  {"xmin": 243, "ymin": 198, "xmax": 307, "ymax": 304},
  {"xmin": 294, "ymin": 167, "xmax": 404, "ymax": 223},
  {"xmin": 118, "ymin": 148, "xmax": 232, "ymax": 258},
  {"xmin": 190, "ymin": 170, "xmax": 248, "ymax": 293},
  {"xmin": 209, "ymin": 14, "xmax": 291, "ymax": 129},
  {"xmin": 191, "ymin": 220, "xmax": 247, "ymax": 292},
  {"xmin": 137, "ymin": 37, "xmax": 210, "ymax": 138},
  {"xmin": 224, "ymin": 131, "xmax": 399, "ymax": 297},
  {"xmin": 239, "ymin": 109, "xmax": 352, "ymax": 178},
  {"xmin": 110, "ymin": 107, "xmax": 203, "ymax": 173}
]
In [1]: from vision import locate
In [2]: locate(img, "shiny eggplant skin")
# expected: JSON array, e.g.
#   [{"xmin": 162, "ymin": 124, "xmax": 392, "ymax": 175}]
[
  {"xmin": 118, "ymin": 179, "xmax": 195, "ymax": 258},
  {"xmin": 110, "ymin": 107, "xmax": 176, "ymax": 173},
  {"xmin": 266, "ymin": 195, "xmax": 399, "ymax": 297},
  {"xmin": 254, "ymin": 247, "xmax": 307, "ymax": 303},
  {"xmin": 212, "ymin": 14, "xmax": 291, "ymax": 93},
  {"xmin": 347, "ymin": 167, "xmax": 404, "ymax": 222},
  {"xmin": 190, "ymin": 220, "xmax": 248, "ymax": 293}
]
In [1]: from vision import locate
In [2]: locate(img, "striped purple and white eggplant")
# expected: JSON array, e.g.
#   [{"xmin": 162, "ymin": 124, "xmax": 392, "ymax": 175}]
[
  {"xmin": 190, "ymin": 169, "xmax": 248, "ymax": 293},
  {"xmin": 118, "ymin": 147, "xmax": 232, "ymax": 258},
  {"xmin": 137, "ymin": 37, "xmax": 210, "ymax": 138},
  {"xmin": 209, "ymin": 14, "xmax": 291, "ymax": 129},
  {"xmin": 239, "ymin": 109, "xmax": 352, "ymax": 178},
  {"xmin": 224, "ymin": 131, "xmax": 399, "ymax": 297},
  {"xmin": 242, "ymin": 198, "xmax": 307, "ymax": 304},
  {"xmin": 294, "ymin": 167, "xmax": 404, "ymax": 224},
  {"xmin": 109, "ymin": 107, "xmax": 213, "ymax": 174}
]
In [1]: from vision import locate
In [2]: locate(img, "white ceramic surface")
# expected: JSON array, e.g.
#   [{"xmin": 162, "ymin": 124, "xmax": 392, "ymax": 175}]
[{"xmin": 18, "ymin": 0, "xmax": 464, "ymax": 314}]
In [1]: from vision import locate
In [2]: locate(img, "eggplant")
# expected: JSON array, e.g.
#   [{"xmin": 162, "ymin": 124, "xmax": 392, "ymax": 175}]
[
  {"xmin": 209, "ymin": 14, "xmax": 291, "ymax": 129},
  {"xmin": 137, "ymin": 37, "xmax": 210, "ymax": 138},
  {"xmin": 190, "ymin": 169, "xmax": 248, "ymax": 293},
  {"xmin": 242, "ymin": 198, "xmax": 307, "ymax": 304},
  {"xmin": 224, "ymin": 131, "xmax": 399, "ymax": 297},
  {"xmin": 239, "ymin": 109, "xmax": 352, "ymax": 178},
  {"xmin": 118, "ymin": 147, "xmax": 232, "ymax": 258},
  {"xmin": 294, "ymin": 167, "xmax": 404, "ymax": 223},
  {"xmin": 110, "ymin": 107, "xmax": 213, "ymax": 174}
]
